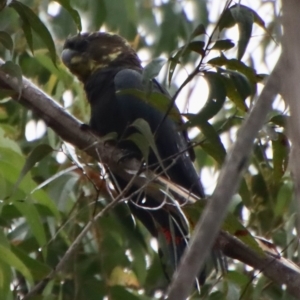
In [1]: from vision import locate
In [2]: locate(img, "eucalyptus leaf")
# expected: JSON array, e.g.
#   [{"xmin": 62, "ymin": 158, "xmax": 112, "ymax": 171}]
[
  {"xmin": 0, "ymin": 31, "xmax": 13, "ymax": 52},
  {"xmin": 10, "ymin": 0, "xmax": 57, "ymax": 65}
]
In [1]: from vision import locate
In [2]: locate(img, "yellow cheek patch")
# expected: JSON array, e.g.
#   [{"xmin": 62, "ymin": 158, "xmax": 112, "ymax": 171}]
[
  {"xmin": 108, "ymin": 51, "xmax": 122, "ymax": 61},
  {"xmin": 70, "ymin": 55, "xmax": 84, "ymax": 65},
  {"xmin": 93, "ymin": 62, "xmax": 108, "ymax": 70}
]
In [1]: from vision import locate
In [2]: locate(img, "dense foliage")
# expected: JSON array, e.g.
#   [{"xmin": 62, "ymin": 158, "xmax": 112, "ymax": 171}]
[{"xmin": 0, "ymin": 1, "xmax": 295, "ymax": 299}]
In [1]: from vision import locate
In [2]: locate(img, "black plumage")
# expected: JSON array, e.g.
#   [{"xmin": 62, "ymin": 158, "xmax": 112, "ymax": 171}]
[{"xmin": 62, "ymin": 32, "xmax": 205, "ymax": 282}]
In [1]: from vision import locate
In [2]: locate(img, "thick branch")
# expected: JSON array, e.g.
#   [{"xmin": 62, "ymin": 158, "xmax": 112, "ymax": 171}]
[{"xmin": 220, "ymin": 232, "xmax": 300, "ymax": 298}]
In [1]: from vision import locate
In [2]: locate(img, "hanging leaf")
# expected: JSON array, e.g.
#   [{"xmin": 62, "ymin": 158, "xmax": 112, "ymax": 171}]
[
  {"xmin": 269, "ymin": 115, "xmax": 289, "ymax": 128},
  {"xmin": 130, "ymin": 118, "xmax": 164, "ymax": 170},
  {"xmin": 198, "ymin": 120, "xmax": 226, "ymax": 165},
  {"xmin": 218, "ymin": 5, "xmax": 266, "ymax": 60},
  {"xmin": 117, "ymin": 89, "xmax": 182, "ymax": 124},
  {"xmin": 56, "ymin": 0, "xmax": 82, "ymax": 31},
  {"xmin": 143, "ymin": 57, "xmax": 167, "ymax": 82},
  {"xmin": 0, "ymin": 61, "xmax": 22, "ymax": 96},
  {"xmin": 272, "ymin": 133, "xmax": 290, "ymax": 185},
  {"xmin": 183, "ymin": 72, "xmax": 226, "ymax": 129},
  {"xmin": 274, "ymin": 183, "xmax": 293, "ymax": 218},
  {"xmin": 209, "ymin": 56, "xmax": 258, "ymax": 84},
  {"xmin": 218, "ymin": 8, "xmax": 235, "ymax": 31},
  {"xmin": 0, "ymin": 245, "xmax": 34, "ymax": 285},
  {"xmin": 109, "ymin": 266, "xmax": 139, "ymax": 288},
  {"xmin": 0, "ymin": 31, "xmax": 13, "ymax": 53},
  {"xmin": 11, "ymin": 245, "xmax": 51, "ymax": 280},
  {"xmin": 14, "ymin": 201, "xmax": 47, "ymax": 258},
  {"xmin": 109, "ymin": 285, "xmax": 141, "ymax": 300},
  {"xmin": 221, "ymin": 75, "xmax": 248, "ymax": 112},
  {"xmin": 207, "ymin": 53, "xmax": 228, "ymax": 66},
  {"xmin": 229, "ymin": 71, "xmax": 254, "ymax": 100},
  {"xmin": 190, "ymin": 24, "xmax": 206, "ymax": 39},
  {"xmin": 230, "ymin": 5, "xmax": 254, "ymax": 60},
  {"xmin": 126, "ymin": 132, "xmax": 150, "ymax": 162},
  {"xmin": 211, "ymin": 39, "xmax": 235, "ymax": 51},
  {"xmin": 14, "ymin": 144, "xmax": 53, "ymax": 192},
  {"xmin": 187, "ymin": 41, "xmax": 205, "ymax": 55},
  {"xmin": 10, "ymin": 0, "xmax": 57, "ymax": 65}
]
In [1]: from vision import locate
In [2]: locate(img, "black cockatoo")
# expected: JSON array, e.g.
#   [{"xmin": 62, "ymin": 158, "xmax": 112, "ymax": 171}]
[{"xmin": 61, "ymin": 32, "xmax": 206, "ymax": 283}]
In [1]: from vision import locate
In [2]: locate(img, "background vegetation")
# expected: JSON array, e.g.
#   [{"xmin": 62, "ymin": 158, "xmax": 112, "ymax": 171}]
[{"xmin": 0, "ymin": 0, "xmax": 297, "ymax": 299}]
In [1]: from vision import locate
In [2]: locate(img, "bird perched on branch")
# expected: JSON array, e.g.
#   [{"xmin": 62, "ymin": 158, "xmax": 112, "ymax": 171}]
[{"xmin": 61, "ymin": 32, "xmax": 206, "ymax": 284}]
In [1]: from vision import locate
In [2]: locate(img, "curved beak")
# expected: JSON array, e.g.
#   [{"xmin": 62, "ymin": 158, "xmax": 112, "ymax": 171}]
[{"xmin": 61, "ymin": 48, "xmax": 78, "ymax": 67}]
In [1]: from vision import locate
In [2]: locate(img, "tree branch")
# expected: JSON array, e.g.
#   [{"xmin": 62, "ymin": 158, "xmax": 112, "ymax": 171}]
[{"xmin": 220, "ymin": 231, "xmax": 300, "ymax": 298}]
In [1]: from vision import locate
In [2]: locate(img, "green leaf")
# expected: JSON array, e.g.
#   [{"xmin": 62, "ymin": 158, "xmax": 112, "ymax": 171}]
[
  {"xmin": 117, "ymin": 89, "xmax": 182, "ymax": 124},
  {"xmin": 190, "ymin": 24, "xmax": 206, "ymax": 39},
  {"xmin": 168, "ymin": 40, "xmax": 205, "ymax": 86},
  {"xmin": 0, "ymin": 231, "xmax": 12, "ymax": 299},
  {"xmin": 183, "ymin": 72, "xmax": 226, "ymax": 128},
  {"xmin": 207, "ymin": 54, "xmax": 228, "ymax": 66},
  {"xmin": 35, "ymin": 52, "xmax": 73, "ymax": 86},
  {"xmin": 226, "ymin": 59, "xmax": 257, "ymax": 83},
  {"xmin": 229, "ymin": 71, "xmax": 253, "ymax": 100},
  {"xmin": 275, "ymin": 182, "xmax": 292, "ymax": 218},
  {"xmin": 230, "ymin": 5, "xmax": 254, "ymax": 60},
  {"xmin": 56, "ymin": 0, "xmax": 82, "ymax": 31},
  {"xmin": 227, "ymin": 270, "xmax": 249, "ymax": 286},
  {"xmin": 0, "ymin": 259, "xmax": 12, "ymax": 298},
  {"xmin": 124, "ymin": 0, "xmax": 138, "ymax": 24},
  {"xmin": 0, "ymin": 126, "xmax": 22, "ymax": 154},
  {"xmin": 221, "ymin": 76, "xmax": 248, "ymax": 112},
  {"xmin": 19, "ymin": 11, "xmax": 34, "ymax": 54},
  {"xmin": 14, "ymin": 200, "xmax": 47, "ymax": 258},
  {"xmin": 272, "ymin": 133, "xmax": 289, "ymax": 185},
  {"xmin": 126, "ymin": 132, "xmax": 150, "ymax": 161},
  {"xmin": 227, "ymin": 270, "xmax": 254, "ymax": 298},
  {"xmin": 0, "ymin": 203, "xmax": 55, "ymax": 223},
  {"xmin": 0, "ymin": 61, "xmax": 22, "ymax": 96},
  {"xmin": 11, "ymin": 245, "xmax": 51, "ymax": 280},
  {"xmin": 252, "ymin": 8, "xmax": 266, "ymax": 29},
  {"xmin": 211, "ymin": 39, "xmax": 235, "ymax": 51},
  {"xmin": 209, "ymin": 55, "xmax": 258, "ymax": 84},
  {"xmin": 269, "ymin": 115, "xmax": 288, "ymax": 128},
  {"xmin": 143, "ymin": 57, "xmax": 167, "ymax": 82},
  {"xmin": 110, "ymin": 285, "xmax": 141, "ymax": 300},
  {"xmin": 14, "ymin": 144, "xmax": 53, "ymax": 192},
  {"xmin": 0, "ymin": 31, "xmax": 13, "ymax": 52},
  {"xmin": 130, "ymin": 118, "xmax": 164, "ymax": 170},
  {"xmin": 197, "ymin": 120, "xmax": 226, "ymax": 165},
  {"xmin": 187, "ymin": 41, "xmax": 205, "ymax": 55},
  {"xmin": 0, "ymin": 244, "xmax": 34, "ymax": 284},
  {"xmin": 10, "ymin": 0, "xmax": 57, "ymax": 65},
  {"xmin": 201, "ymin": 71, "xmax": 227, "ymax": 119},
  {"xmin": 239, "ymin": 178, "xmax": 251, "ymax": 207},
  {"xmin": 218, "ymin": 8, "xmax": 235, "ymax": 31},
  {"xmin": 218, "ymin": 5, "xmax": 265, "ymax": 60}
]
